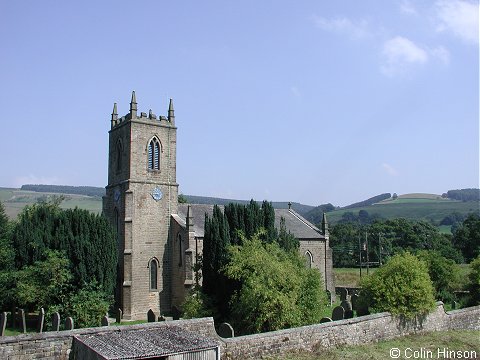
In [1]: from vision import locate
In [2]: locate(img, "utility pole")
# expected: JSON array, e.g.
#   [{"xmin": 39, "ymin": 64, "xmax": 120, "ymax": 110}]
[
  {"xmin": 378, "ymin": 233, "xmax": 382, "ymax": 266},
  {"xmin": 366, "ymin": 231, "xmax": 369, "ymax": 275},
  {"xmin": 358, "ymin": 234, "xmax": 362, "ymax": 280}
]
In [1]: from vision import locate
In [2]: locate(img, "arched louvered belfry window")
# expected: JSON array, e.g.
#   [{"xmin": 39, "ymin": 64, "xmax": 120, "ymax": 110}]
[
  {"xmin": 149, "ymin": 258, "xmax": 158, "ymax": 291},
  {"xmin": 148, "ymin": 137, "xmax": 160, "ymax": 170}
]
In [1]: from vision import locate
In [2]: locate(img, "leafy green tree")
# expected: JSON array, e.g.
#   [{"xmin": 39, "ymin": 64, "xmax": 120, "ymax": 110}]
[
  {"xmin": 224, "ymin": 233, "xmax": 326, "ymax": 334},
  {"xmin": 64, "ymin": 281, "xmax": 111, "ymax": 328},
  {"xmin": 452, "ymin": 214, "xmax": 480, "ymax": 262},
  {"xmin": 359, "ymin": 252, "xmax": 436, "ymax": 319},
  {"xmin": 466, "ymin": 256, "xmax": 480, "ymax": 306},
  {"xmin": 416, "ymin": 250, "xmax": 459, "ymax": 303},
  {"xmin": 181, "ymin": 290, "xmax": 214, "ymax": 319},
  {"xmin": 16, "ymin": 250, "xmax": 72, "ymax": 312},
  {"xmin": 178, "ymin": 194, "xmax": 188, "ymax": 203}
]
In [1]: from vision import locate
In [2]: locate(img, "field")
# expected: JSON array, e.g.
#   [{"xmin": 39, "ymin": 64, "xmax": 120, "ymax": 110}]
[
  {"xmin": 274, "ymin": 330, "xmax": 480, "ymax": 360},
  {"xmin": 327, "ymin": 196, "xmax": 478, "ymax": 227},
  {"xmin": 334, "ymin": 266, "xmax": 472, "ymax": 298},
  {"xmin": 334, "ymin": 267, "xmax": 378, "ymax": 287},
  {"xmin": 0, "ymin": 187, "xmax": 102, "ymax": 219}
]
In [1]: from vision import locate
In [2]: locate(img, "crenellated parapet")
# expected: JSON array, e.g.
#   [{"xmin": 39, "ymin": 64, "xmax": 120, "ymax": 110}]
[{"xmin": 110, "ymin": 91, "xmax": 175, "ymax": 129}]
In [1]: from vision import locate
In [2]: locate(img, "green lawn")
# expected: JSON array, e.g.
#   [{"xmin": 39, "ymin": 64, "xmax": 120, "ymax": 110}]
[{"xmin": 273, "ymin": 330, "xmax": 480, "ymax": 360}]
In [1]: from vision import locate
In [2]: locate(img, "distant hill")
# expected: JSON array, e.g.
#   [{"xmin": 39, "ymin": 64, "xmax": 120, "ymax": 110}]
[
  {"xmin": 325, "ymin": 193, "xmax": 479, "ymax": 228},
  {"xmin": 0, "ymin": 186, "xmax": 314, "ymax": 219},
  {"xmin": 21, "ymin": 184, "xmax": 106, "ymax": 198},
  {"xmin": 3, "ymin": 186, "xmax": 478, "ymax": 228},
  {"xmin": 184, "ymin": 195, "xmax": 314, "ymax": 216}
]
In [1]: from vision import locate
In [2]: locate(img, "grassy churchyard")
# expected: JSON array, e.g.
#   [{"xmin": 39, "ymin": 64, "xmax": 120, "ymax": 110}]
[{"xmin": 274, "ymin": 330, "xmax": 480, "ymax": 360}]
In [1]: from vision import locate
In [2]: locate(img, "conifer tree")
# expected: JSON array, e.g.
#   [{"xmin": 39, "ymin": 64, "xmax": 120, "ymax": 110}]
[{"xmin": 11, "ymin": 202, "xmax": 117, "ymax": 296}]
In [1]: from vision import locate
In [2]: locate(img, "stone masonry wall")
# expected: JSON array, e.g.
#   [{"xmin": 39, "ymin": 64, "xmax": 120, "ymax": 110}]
[
  {"xmin": 1, "ymin": 304, "xmax": 479, "ymax": 359},
  {"xmin": 0, "ymin": 318, "xmax": 216, "ymax": 360},
  {"xmin": 221, "ymin": 303, "xmax": 480, "ymax": 359}
]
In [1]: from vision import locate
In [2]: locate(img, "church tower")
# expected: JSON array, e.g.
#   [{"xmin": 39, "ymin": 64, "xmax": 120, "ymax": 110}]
[{"xmin": 103, "ymin": 92, "xmax": 178, "ymax": 319}]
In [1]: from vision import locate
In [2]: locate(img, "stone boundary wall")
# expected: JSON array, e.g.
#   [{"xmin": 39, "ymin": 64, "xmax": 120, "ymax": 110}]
[
  {"xmin": 0, "ymin": 317, "xmax": 217, "ymax": 359},
  {"xmin": 221, "ymin": 303, "xmax": 480, "ymax": 359},
  {"xmin": 0, "ymin": 304, "xmax": 479, "ymax": 359}
]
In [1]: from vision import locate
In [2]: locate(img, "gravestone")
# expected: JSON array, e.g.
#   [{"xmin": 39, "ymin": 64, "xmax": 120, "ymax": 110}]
[
  {"xmin": 319, "ymin": 317, "xmax": 332, "ymax": 323},
  {"xmin": 341, "ymin": 300, "xmax": 353, "ymax": 319},
  {"xmin": 351, "ymin": 294, "xmax": 359, "ymax": 311},
  {"xmin": 451, "ymin": 301, "xmax": 458, "ymax": 310},
  {"xmin": 101, "ymin": 316, "xmax": 109, "ymax": 326},
  {"xmin": 37, "ymin": 308, "xmax": 45, "ymax": 333},
  {"xmin": 340, "ymin": 300, "xmax": 352, "ymax": 311},
  {"xmin": 116, "ymin": 308, "xmax": 123, "ymax": 323},
  {"xmin": 52, "ymin": 312, "xmax": 60, "ymax": 332},
  {"xmin": 65, "ymin": 317, "xmax": 74, "ymax": 330},
  {"xmin": 356, "ymin": 300, "xmax": 370, "ymax": 316},
  {"xmin": 326, "ymin": 290, "xmax": 332, "ymax": 306},
  {"xmin": 18, "ymin": 309, "xmax": 26, "ymax": 333},
  {"xmin": 0, "ymin": 312, "xmax": 7, "ymax": 336},
  {"xmin": 339, "ymin": 287, "xmax": 348, "ymax": 301},
  {"xmin": 171, "ymin": 306, "xmax": 181, "ymax": 321},
  {"xmin": 332, "ymin": 306, "xmax": 345, "ymax": 321},
  {"xmin": 11, "ymin": 307, "xmax": 16, "ymax": 329},
  {"xmin": 147, "ymin": 309, "xmax": 156, "ymax": 322},
  {"xmin": 218, "ymin": 322, "xmax": 234, "ymax": 338}
]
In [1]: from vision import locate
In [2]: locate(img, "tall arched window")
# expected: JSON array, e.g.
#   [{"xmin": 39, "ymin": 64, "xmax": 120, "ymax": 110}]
[
  {"xmin": 149, "ymin": 258, "xmax": 158, "ymax": 290},
  {"xmin": 178, "ymin": 234, "xmax": 183, "ymax": 267},
  {"xmin": 148, "ymin": 138, "xmax": 160, "ymax": 170},
  {"xmin": 116, "ymin": 140, "xmax": 122, "ymax": 172},
  {"xmin": 305, "ymin": 251, "xmax": 313, "ymax": 269},
  {"xmin": 114, "ymin": 208, "xmax": 120, "ymax": 251}
]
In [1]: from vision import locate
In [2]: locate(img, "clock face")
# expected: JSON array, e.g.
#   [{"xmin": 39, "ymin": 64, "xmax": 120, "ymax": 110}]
[
  {"xmin": 152, "ymin": 187, "xmax": 163, "ymax": 201},
  {"xmin": 114, "ymin": 189, "xmax": 121, "ymax": 203}
]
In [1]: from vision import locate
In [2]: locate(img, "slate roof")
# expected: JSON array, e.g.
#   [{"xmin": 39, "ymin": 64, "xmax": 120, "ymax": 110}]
[
  {"xmin": 74, "ymin": 325, "xmax": 219, "ymax": 359},
  {"xmin": 176, "ymin": 204, "xmax": 324, "ymax": 240}
]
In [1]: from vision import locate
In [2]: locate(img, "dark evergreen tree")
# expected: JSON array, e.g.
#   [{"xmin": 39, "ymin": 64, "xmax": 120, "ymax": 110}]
[
  {"xmin": 11, "ymin": 202, "xmax": 117, "ymax": 296},
  {"xmin": 278, "ymin": 217, "xmax": 299, "ymax": 252},
  {"xmin": 202, "ymin": 205, "xmax": 231, "ymax": 316},
  {"xmin": 453, "ymin": 214, "xmax": 480, "ymax": 262}
]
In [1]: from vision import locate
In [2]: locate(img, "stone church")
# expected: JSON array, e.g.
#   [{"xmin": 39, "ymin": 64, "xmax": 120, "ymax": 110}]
[{"xmin": 103, "ymin": 92, "xmax": 334, "ymax": 320}]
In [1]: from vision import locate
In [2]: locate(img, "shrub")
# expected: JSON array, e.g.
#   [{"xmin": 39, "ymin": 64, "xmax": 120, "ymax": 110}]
[
  {"xmin": 65, "ymin": 281, "xmax": 111, "ymax": 328},
  {"xmin": 466, "ymin": 256, "xmax": 480, "ymax": 306},
  {"xmin": 359, "ymin": 252, "xmax": 436, "ymax": 319}
]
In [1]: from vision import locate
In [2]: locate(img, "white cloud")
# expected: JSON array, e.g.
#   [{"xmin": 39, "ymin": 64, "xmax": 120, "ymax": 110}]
[
  {"xmin": 430, "ymin": 45, "xmax": 450, "ymax": 65},
  {"xmin": 382, "ymin": 163, "xmax": 399, "ymax": 176},
  {"xmin": 400, "ymin": 0, "xmax": 418, "ymax": 16},
  {"xmin": 312, "ymin": 15, "xmax": 370, "ymax": 39},
  {"xmin": 435, "ymin": 0, "xmax": 479, "ymax": 44},
  {"xmin": 381, "ymin": 36, "xmax": 428, "ymax": 76}
]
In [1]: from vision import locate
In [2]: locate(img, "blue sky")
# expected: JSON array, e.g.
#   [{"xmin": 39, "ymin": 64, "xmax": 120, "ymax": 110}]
[{"xmin": 0, "ymin": 1, "xmax": 478, "ymax": 206}]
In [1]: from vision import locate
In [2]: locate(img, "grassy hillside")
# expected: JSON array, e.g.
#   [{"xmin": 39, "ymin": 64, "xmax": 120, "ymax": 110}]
[
  {"xmin": 325, "ymin": 195, "xmax": 478, "ymax": 226},
  {"xmin": 0, "ymin": 187, "xmax": 102, "ymax": 219},
  {"xmin": 0, "ymin": 187, "xmax": 315, "ymax": 219}
]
